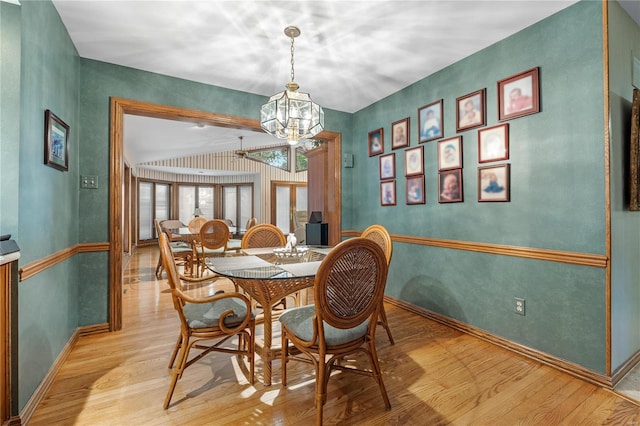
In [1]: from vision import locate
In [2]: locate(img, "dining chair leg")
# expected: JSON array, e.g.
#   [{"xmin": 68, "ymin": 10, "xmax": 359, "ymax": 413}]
[
  {"xmin": 168, "ymin": 334, "xmax": 182, "ymax": 369},
  {"xmin": 155, "ymin": 255, "xmax": 163, "ymax": 278},
  {"xmin": 248, "ymin": 324, "xmax": 255, "ymax": 385},
  {"xmin": 378, "ymin": 304, "xmax": 394, "ymax": 344},
  {"xmin": 315, "ymin": 358, "xmax": 327, "ymax": 426},
  {"xmin": 164, "ymin": 334, "xmax": 190, "ymax": 409},
  {"xmin": 281, "ymin": 331, "xmax": 289, "ymax": 386},
  {"xmin": 366, "ymin": 340, "xmax": 391, "ymax": 409}
]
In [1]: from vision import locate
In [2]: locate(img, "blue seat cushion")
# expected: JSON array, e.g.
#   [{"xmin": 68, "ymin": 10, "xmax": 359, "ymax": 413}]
[
  {"xmin": 171, "ymin": 247, "xmax": 192, "ymax": 255},
  {"xmin": 170, "ymin": 241, "xmax": 190, "ymax": 249},
  {"xmin": 202, "ymin": 246, "xmax": 226, "ymax": 256},
  {"xmin": 279, "ymin": 305, "xmax": 368, "ymax": 346},
  {"xmin": 183, "ymin": 297, "xmax": 252, "ymax": 329}
]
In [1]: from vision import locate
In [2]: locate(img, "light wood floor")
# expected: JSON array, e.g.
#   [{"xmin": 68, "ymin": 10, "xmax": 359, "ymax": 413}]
[{"xmin": 28, "ymin": 246, "xmax": 640, "ymax": 425}]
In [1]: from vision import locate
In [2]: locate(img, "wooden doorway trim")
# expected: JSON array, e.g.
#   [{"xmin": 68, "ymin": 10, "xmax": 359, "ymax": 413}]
[{"xmin": 109, "ymin": 97, "xmax": 341, "ymax": 330}]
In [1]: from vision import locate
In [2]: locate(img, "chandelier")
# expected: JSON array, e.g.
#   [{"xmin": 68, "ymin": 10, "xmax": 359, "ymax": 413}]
[{"xmin": 260, "ymin": 26, "xmax": 324, "ymax": 146}]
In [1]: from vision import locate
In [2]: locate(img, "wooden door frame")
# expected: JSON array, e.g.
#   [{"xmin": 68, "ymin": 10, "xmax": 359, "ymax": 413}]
[{"xmin": 109, "ymin": 97, "xmax": 341, "ymax": 330}]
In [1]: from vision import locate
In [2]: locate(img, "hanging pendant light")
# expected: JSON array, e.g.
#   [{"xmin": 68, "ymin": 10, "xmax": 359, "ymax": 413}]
[{"xmin": 260, "ymin": 26, "xmax": 324, "ymax": 146}]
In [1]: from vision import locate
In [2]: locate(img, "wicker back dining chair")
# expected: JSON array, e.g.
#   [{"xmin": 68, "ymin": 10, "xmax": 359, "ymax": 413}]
[
  {"xmin": 154, "ymin": 219, "xmax": 191, "ymax": 278},
  {"xmin": 194, "ymin": 219, "xmax": 232, "ymax": 277},
  {"xmin": 159, "ymin": 233, "xmax": 255, "ymax": 409},
  {"xmin": 360, "ymin": 224, "xmax": 395, "ymax": 344},
  {"xmin": 187, "ymin": 216, "xmax": 208, "ymax": 234},
  {"xmin": 240, "ymin": 223, "xmax": 289, "ymax": 308},
  {"xmin": 240, "ymin": 223, "xmax": 286, "ymax": 249},
  {"xmin": 279, "ymin": 237, "xmax": 391, "ymax": 425},
  {"xmin": 245, "ymin": 217, "xmax": 258, "ymax": 230}
]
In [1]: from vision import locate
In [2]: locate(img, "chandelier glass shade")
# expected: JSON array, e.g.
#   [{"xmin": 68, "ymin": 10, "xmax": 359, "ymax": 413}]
[{"xmin": 260, "ymin": 26, "xmax": 324, "ymax": 146}]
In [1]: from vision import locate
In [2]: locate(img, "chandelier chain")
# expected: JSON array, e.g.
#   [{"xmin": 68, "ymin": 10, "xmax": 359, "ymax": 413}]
[{"xmin": 290, "ymin": 33, "xmax": 295, "ymax": 83}]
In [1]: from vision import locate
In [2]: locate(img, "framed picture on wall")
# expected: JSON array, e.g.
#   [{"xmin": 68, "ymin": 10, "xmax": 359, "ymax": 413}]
[
  {"xmin": 418, "ymin": 99, "xmax": 443, "ymax": 143},
  {"xmin": 404, "ymin": 146, "xmax": 424, "ymax": 177},
  {"xmin": 437, "ymin": 136, "xmax": 462, "ymax": 170},
  {"xmin": 630, "ymin": 88, "xmax": 640, "ymax": 211},
  {"xmin": 391, "ymin": 117, "xmax": 410, "ymax": 149},
  {"xmin": 379, "ymin": 153, "xmax": 395, "ymax": 180},
  {"xmin": 381, "ymin": 181, "xmax": 396, "ymax": 206},
  {"xmin": 478, "ymin": 124, "xmax": 509, "ymax": 163},
  {"xmin": 406, "ymin": 175, "xmax": 425, "ymax": 205},
  {"xmin": 44, "ymin": 109, "xmax": 70, "ymax": 172},
  {"xmin": 438, "ymin": 169, "xmax": 463, "ymax": 203},
  {"xmin": 498, "ymin": 67, "xmax": 540, "ymax": 121},
  {"xmin": 368, "ymin": 128, "xmax": 384, "ymax": 157},
  {"xmin": 456, "ymin": 89, "xmax": 486, "ymax": 132},
  {"xmin": 478, "ymin": 164, "xmax": 510, "ymax": 202}
]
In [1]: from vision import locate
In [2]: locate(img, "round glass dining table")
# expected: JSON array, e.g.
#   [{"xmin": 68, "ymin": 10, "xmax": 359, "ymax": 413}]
[{"xmin": 205, "ymin": 246, "xmax": 332, "ymax": 386}]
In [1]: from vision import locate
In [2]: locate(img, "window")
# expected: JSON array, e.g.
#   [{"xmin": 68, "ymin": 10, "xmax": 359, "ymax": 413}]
[
  {"xmin": 138, "ymin": 180, "xmax": 171, "ymax": 241},
  {"xmin": 178, "ymin": 184, "xmax": 215, "ymax": 224},
  {"xmin": 246, "ymin": 147, "xmax": 290, "ymax": 172},
  {"xmin": 222, "ymin": 184, "xmax": 253, "ymax": 228}
]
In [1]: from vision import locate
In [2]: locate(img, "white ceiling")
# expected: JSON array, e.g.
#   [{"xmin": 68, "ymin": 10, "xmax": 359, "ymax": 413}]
[{"xmin": 50, "ymin": 0, "xmax": 637, "ymax": 175}]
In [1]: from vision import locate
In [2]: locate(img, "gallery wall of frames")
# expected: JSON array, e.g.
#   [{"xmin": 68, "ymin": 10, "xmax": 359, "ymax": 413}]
[{"xmin": 368, "ymin": 67, "xmax": 539, "ymax": 207}]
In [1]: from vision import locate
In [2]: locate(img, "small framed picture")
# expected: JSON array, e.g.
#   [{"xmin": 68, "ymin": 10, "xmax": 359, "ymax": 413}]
[
  {"xmin": 368, "ymin": 128, "xmax": 384, "ymax": 157},
  {"xmin": 437, "ymin": 136, "xmax": 462, "ymax": 171},
  {"xmin": 381, "ymin": 181, "xmax": 396, "ymax": 206},
  {"xmin": 391, "ymin": 117, "xmax": 410, "ymax": 149},
  {"xmin": 406, "ymin": 175, "xmax": 425, "ymax": 205},
  {"xmin": 404, "ymin": 146, "xmax": 424, "ymax": 177},
  {"xmin": 379, "ymin": 153, "xmax": 395, "ymax": 180},
  {"xmin": 498, "ymin": 67, "xmax": 540, "ymax": 121},
  {"xmin": 478, "ymin": 124, "xmax": 509, "ymax": 163},
  {"xmin": 478, "ymin": 164, "xmax": 510, "ymax": 202},
  {"xmin": 44, "ymin": 109, "xmax": 70, "ymax": 172},
  {"xmin": 456, "ymin": 89, "xmax": 486, "ymax": 132},
  {"xmin": 438, "ymin": 169, "xmax": 463, "ymax": 203},
  {"xmin": 418, "ymin": 99, "xmax": 443, "ymax": 143}
]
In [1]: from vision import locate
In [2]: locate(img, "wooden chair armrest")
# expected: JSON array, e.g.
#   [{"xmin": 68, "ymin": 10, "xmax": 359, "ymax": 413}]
[{"xmin": 174, "ymin": 288, "xmax": 251, "ymax": 307}]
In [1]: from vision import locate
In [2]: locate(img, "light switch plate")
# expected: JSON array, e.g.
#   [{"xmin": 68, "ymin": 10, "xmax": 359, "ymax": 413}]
[
  {"xmin": 81, "ymin": 175, "xmax": 98, "ymax": 189},
  {"xmin": 343, "ymin": 153, "xmax": 354, "ymax": 168}
]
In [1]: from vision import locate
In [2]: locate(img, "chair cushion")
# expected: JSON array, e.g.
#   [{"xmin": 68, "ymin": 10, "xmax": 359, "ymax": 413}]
[
  {"xmin": 202, "ymin": 247, "xmax": 226, "ymax": 256},
  {"xmin": 279, "ymin": 305, "xmax": 368, "ymax": 346},
  {"xmin": 170, "ymin": 241, "xmax": 190, "ymax": 249},
  {"xmin": 183, "ymin": 297, "xmax": 252, "ymax": 329},
  {"xmin": 171, "ymin": 245, "xmax": 192, "ymax": 254}
]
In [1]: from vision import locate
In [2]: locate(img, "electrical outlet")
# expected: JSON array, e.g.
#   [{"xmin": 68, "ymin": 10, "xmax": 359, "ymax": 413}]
[{"xmin": 514, "ymin": 297, "xmax": 526, "ymax": 316}]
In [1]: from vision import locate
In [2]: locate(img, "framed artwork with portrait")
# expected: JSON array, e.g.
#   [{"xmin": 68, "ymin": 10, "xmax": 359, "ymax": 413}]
[
  {"xmin": 478, "ymin": 164, "xmax": 510, "ymax": 202},
  {"xmin": 44, "ymin": 109, "xmax": 70, "ymax": 172},
  {"xmin": 368, "ymin": 128, "xmax": 384, "ymax": 157},
  {"xmin": 380, "ymin": 180, "xmax": 396, "ymax": 206},
  {"xmin": 437, "ymin": 136, "xmax": 462, "ymax": 171},
  {"xmin": 406, "ymin": 175, "xmax": 425, "ymax": 205},
  {"xmin": 404, "ymin": 146, "xmax": 424, "ymax": 177},
  {"xmin": 438, "ymin": 169, "xmax": 463, "ymax": 203},
  {"xmin": 456, "ymin": 89, "xmax": 486, "ymax": 132},
  {"xmin": 498, "ymin": 67, "xmax": 540, "ymax": 121},
  {"xmin": 379, "ymin": 153, "xmax": 395, "ymax": 180},
  {"xmin": 391, "ymin": 117, "xmax": 410, "ymax": 150},
  {"xmin": 418, "ymin": 99, "xmax": 443, "ymax": 143},
  {"xmin": 478, "ymin": 124, "xmax": 509, "ymax": 163}
]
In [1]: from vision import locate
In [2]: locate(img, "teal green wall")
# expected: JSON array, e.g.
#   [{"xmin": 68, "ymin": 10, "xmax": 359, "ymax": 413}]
[
  {"xmin": 609, "ymin": 1, "xmax": 640, "ymax": 372},
  {"xmin": 17, "ymin": 0, "xmax": 81, "ymax": 409},
  {"xmin": 350, "ymin": 1, "xmax": 607, "ymax": 372},
  {"xmin": 0, "ymin": 2, "xmax": 21, "ymax": 238}
]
